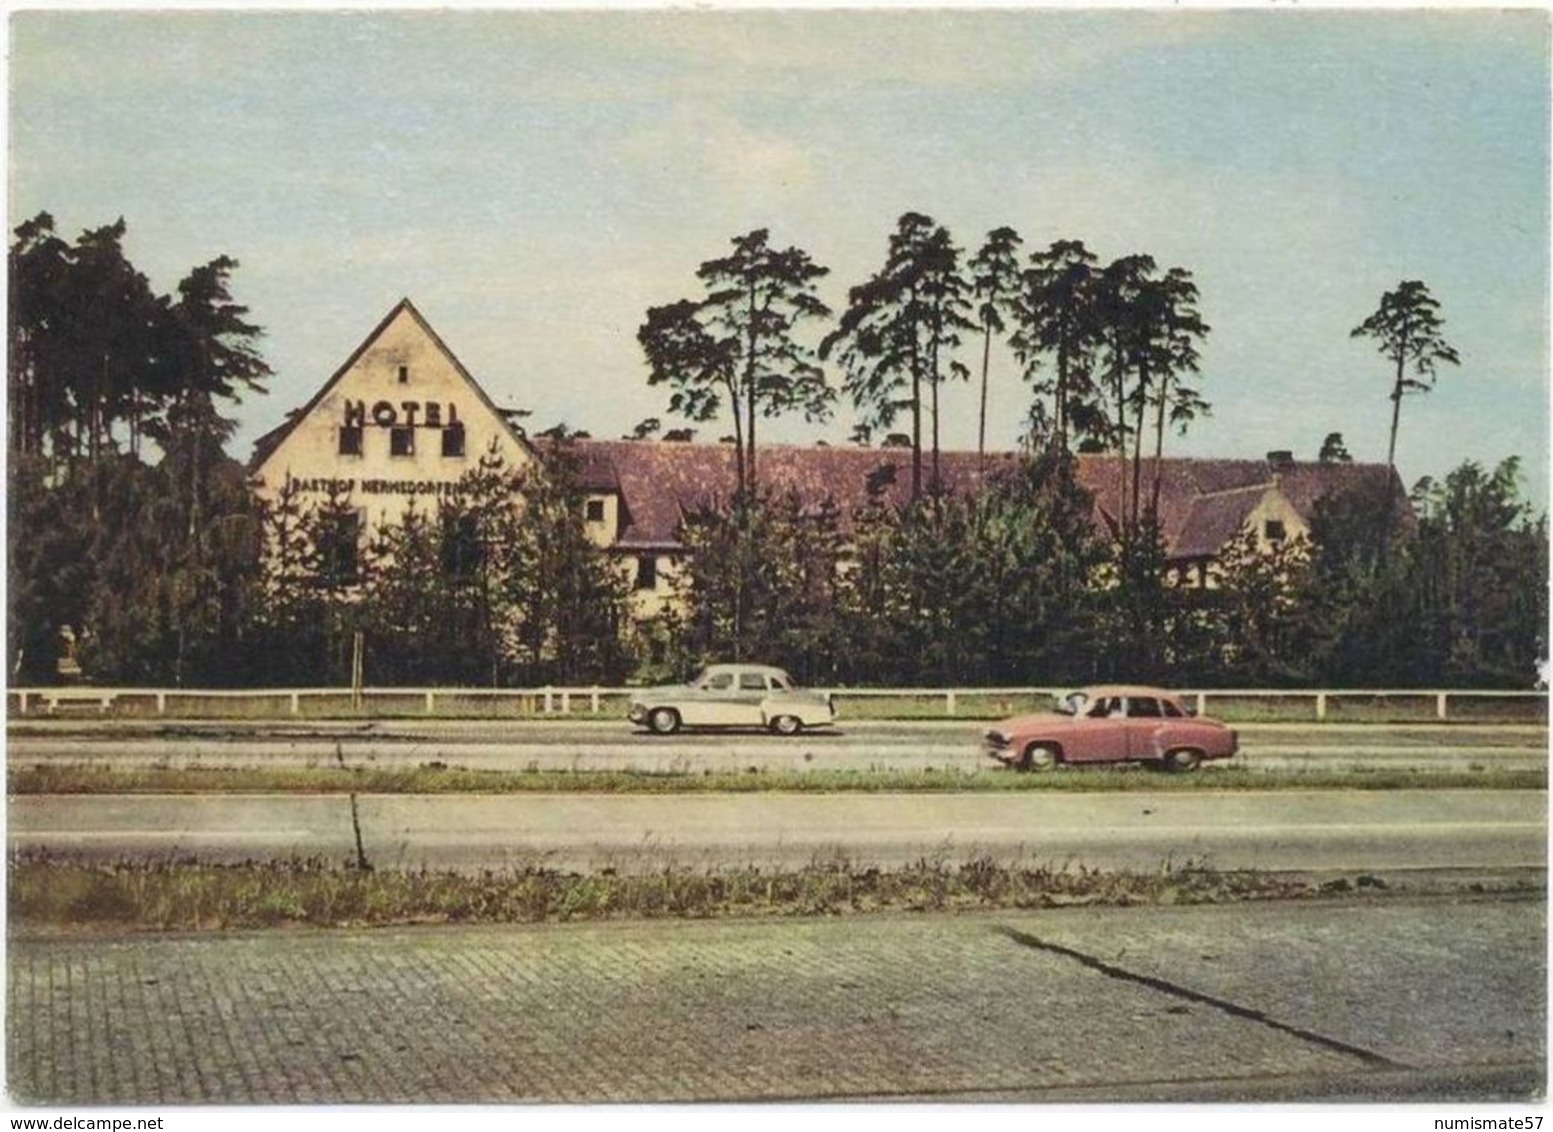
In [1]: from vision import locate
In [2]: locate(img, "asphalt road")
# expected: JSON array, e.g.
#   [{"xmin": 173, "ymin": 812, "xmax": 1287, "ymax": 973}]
[
  {"xmin": 10, "ymin": 788, "xmax": 1547, "ymax": 874},
  {"xmin": 7, "ymin": 718, "xmax": 1548, "ymax": 772}
]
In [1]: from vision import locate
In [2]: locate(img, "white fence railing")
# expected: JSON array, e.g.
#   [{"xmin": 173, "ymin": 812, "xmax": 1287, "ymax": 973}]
[{"xmin": 7, "ymin": 685, "xmax": 1547, "ymax": 722}]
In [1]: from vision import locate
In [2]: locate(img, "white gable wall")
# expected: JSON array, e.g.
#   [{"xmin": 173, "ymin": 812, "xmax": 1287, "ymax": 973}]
[
  {"xmin": 252, "ymin": 302, "xmax": 532, "ymax": 538},
  {"xmin": 1246, "ymin": 485, "xmax": 1309, "ymax": 553}
]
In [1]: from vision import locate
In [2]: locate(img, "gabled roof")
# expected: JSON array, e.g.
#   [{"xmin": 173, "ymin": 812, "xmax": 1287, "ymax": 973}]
[
  {"xmin": 248, "ymin": 298, "xmax": 534, "ymax": 473},
  {"xmin": 1074, "ymin": 455, "xmax": 1408, "ymax": 559},
  {"xmin": 566, "ymin": 441, "xmax": 1409, "ymax": 560},
  {"xmin": 1171, "ymin": 485, "xmax": 1271, "ymax": 560},
  {"xmin": 565, "ymin": 440, "xmax": 1027, "ymax": 549}
]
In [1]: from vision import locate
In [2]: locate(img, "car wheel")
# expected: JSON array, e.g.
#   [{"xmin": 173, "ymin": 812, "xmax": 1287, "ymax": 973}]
[
  {"xmin": 647, "ymin": 707, "xmax": 681, "ymax": 736},
  {"xmin": 1023, "ymin": 743, "xmax": 1059, "ymax": 772},
  {"xmin": 769, "ymin": 714, "xmax": 802, "ymax": 736},
  {"xmin": 1164, "ymin": 747, "xmax": 1202, "ymax": 773}
]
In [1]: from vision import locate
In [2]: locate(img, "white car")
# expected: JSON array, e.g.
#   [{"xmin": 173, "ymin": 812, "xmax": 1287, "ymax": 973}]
[{"xmin": 628, "ymin": 664, "xmax": 837, "ymax": 736}]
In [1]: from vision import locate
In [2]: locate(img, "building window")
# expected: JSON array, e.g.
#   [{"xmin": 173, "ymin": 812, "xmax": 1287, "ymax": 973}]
[
  {"xmin": 390, "ymin": 426, "xmax": 415, "ymax": 457},
  {"xmin": 635, "ymin": 555, "xmax": 658, "ymax": 591},
  {"xmin": 397, "ymin": 365, "xmax": 409, "ymax": 384},
  {"xmin": 585, "ymin": 499, "xmax": 605, "ymax": 523},
  {"xmin": 1264, "ymin": 519, "xmax": 1287, "ymax": 543},
  {"xmin": 441, "ymin": 513, "xmax": 483, "ymax": 584},
  {"xmin": 442, "ymin": 423, "xmax": 466, "ymax": 458},
  {"xmin": 338, "ymin": 426, "xmax": 363, "ymax": 456},
  {"xmin": 320, "ymin": 511, "xmax": 362, "ymax": 587}
]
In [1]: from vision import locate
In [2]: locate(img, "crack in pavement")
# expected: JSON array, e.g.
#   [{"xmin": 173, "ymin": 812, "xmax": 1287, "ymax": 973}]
[{"xmin": 994, "ymin": 924, "xmax": 1406, "ymax": 1070}]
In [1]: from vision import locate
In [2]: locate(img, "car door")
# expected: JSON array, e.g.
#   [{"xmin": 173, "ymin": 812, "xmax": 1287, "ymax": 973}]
[
  {"xmin": 731, "ymin": 671, "xmax": 770, "ymax": 726},
  {"xmin": 683, "ymin": 670, "xmax": 736, "ymax": 726},
  {"xmin": 1121, "ymin": 696, "xmax": 1165, "ymax": 759},
  {"xmin": 1068, "ymin": 695, "xmax": 1126, "ymax": 762}
]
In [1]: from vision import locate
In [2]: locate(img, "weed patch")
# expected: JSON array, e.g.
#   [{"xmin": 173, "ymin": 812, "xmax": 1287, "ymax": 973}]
[
  {"xmin": 10, "ymin": 851, "xmax": 1337, "ymax": 932},
  {"xmin": 8, "ymin": 764, "xmax": 1545, "ymax": 796}
]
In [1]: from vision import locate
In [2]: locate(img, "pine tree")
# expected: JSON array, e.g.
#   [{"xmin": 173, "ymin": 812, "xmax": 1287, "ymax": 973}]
[{"xmin": 640, "ymin": 229, "xmax": 832, "ymax": 499}]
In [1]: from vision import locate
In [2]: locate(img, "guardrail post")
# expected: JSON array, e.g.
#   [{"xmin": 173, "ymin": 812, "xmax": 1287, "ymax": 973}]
[
  {"xmin": 1196, "ymin": 692, "xmax": 1206, "ymax": 717},
  {"xmin": 1316, "ymin": 693, "xmax": 1327, "ymax": 721},
  {"xmin": 560, "ymin": 691, "xmax": 571, "ymax": 714},
  {"xmin": 946, "ymin": 690, "xmax": 956, "ymax": 716},
  {"xmin": 591, "ymin": 687, "xmax": 601, "ymax": 713},
  {"xmin": 1437, "ymin": 692, "xmax": 1448, "ymax": 721},
  {"xmin": 290, "ymin": 692, "xmax": 300, "ymax": 716},
  {"xmin": 17, "ymin": 692, "xmax": 25, "ymax": 714},
  {"xmin": 543, "ymin": 686, "xmax": 554, "ymax": 714},
  {"xmin": 157, "ymin": 692, "xmax": 166, "ymax": 715},
  {"xmin": 426, "ymin": 691, "xmax": 436, "ymax": 715}
]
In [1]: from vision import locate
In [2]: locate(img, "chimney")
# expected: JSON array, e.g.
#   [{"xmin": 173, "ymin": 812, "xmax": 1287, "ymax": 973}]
[{"xmin": 1266, "ymin": 449, "xmax": 1294, "ymax": 468}]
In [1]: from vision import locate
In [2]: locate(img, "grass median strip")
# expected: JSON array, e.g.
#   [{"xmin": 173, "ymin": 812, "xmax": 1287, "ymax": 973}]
[
  {"xmin": 11, "ymin": 851, "xmax": 1404, "ymax": 931},
  {"xmin": 8, "ymin": 764, "xmax": 1546, "ymax": 795}
]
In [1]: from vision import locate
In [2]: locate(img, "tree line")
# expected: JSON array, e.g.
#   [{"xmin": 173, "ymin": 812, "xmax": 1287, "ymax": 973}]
[
  {"xmin": 8, "ymin": 212, "xmax": 1543, "ymax": 690},
  {"xmin": 656, "ymin": 448, "xmax": 1546, "ymax": 690},
  {"xmin": 10, "ymin": 434, "xmax": 633, "ymax": 688},
  {"xmin": 640, "ymin": 215, "xmax": 1213, "ymax": 522}
]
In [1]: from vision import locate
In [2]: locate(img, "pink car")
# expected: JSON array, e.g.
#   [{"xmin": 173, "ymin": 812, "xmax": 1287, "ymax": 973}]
[{"xmin": 983, "ymin": 685, "xmax": 1238, "ymax": 772}]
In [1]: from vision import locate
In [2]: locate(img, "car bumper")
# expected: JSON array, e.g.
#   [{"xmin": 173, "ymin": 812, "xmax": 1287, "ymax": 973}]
[
  {"xmin": 982, "ymin": 731, "xmax": 1014, "ymax": 764},
  {"xmin": 627, "ymin": 703, "xmax": 648, "ymax": 724}
]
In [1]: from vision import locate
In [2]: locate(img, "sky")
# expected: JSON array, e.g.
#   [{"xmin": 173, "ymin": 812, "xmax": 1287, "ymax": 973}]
[{"xmin": 10, "ymin": 8, "xmax": 1550, "ymax": 509}]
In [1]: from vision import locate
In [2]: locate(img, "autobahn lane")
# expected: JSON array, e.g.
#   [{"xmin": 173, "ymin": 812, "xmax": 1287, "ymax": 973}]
[
  {"xmin": 6, "ymin": 719, "xmax": 1548, "ymax": 773},
  {"xmin": 10, "ymin": 789, "xmax": 1547, "ymax": 875}
]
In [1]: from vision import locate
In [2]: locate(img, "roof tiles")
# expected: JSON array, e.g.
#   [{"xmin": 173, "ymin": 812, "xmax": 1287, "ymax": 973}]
[{"xmin": 561, "ymin": 440, "xmax": 1407, "ymax": 560}]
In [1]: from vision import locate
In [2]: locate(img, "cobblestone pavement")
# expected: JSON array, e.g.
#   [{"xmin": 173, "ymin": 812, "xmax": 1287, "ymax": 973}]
[{"xmin": 6, "ymin": 895, "xmax": 1545, "ymax": 1104}]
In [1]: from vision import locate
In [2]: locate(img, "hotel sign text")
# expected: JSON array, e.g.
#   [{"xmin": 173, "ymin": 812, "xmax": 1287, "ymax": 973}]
[
  {"xmin": 343, "ymin": 399, "xmax": 462, "ymax": 428},
  {"xmin": 285, "ymin": 475, "xmax": 460, "ymax": 497}
]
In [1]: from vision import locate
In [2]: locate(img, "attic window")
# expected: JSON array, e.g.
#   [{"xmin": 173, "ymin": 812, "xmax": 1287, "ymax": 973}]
[
  {"xmin": 390, "ymin": 426, "xmax": 415, "ymax": 457},
  {"xmin": 1264, "ymin": 519, "xmax": 1287, "ymax": 543},
  {"xmin": 338, "ymin": 426, "xmax": 363, "ymax": 456},
  {"xmin": 585, "ymin": 499, "xmax": 605, "ymax": 523},
  {"xmin": 398, "ymin": 365, "xmax": 409, "ymax": 384},
  {"xmin": 441, "ymin": 423, "xmax": 466, "ymax": 458}
]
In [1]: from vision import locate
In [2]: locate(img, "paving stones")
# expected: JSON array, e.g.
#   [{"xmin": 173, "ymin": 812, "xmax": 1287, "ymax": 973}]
[{"xmin": 7, "ymin": 896, "xmax": 1544, "ymax": 1104}]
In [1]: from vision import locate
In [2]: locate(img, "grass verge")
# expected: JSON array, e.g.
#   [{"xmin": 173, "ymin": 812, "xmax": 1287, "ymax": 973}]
[
  {"xmin": 11, "ymin": 851, "xmax": 1430, "ymax": 932},
  {"xmin": 9, "ymin": 764, "xmax": 1546, "ymax": 795}
]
